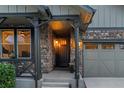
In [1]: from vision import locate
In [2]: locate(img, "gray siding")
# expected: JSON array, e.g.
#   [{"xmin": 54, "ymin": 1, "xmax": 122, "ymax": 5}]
[
  {"xmin": 89, "ymin": 5, "xmax": 124, "ymax": 28},
  {"xmin": 0, "ymin": 5, "xmax": 38, "ymax": 13},
  {"xmin": 48, "ymin": 5, "xmax": 80, "ymax": 15}
]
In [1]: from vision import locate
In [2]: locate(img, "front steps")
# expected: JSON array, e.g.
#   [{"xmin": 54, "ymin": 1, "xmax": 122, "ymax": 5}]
[{"xmin": 42, "ymin": 78, "xmax": 72, "ymax": 88}]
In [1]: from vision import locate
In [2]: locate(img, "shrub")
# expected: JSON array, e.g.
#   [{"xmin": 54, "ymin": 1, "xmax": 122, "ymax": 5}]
[{"xmin": 0, "ymin": 63, "xmax": 16, "ymax": 88}]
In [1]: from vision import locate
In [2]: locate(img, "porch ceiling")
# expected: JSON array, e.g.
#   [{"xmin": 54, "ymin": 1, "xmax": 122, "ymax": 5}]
[
  {"xmin": 49, "ymin": 21, "xmax": 73, "ymax": 37},
  {"xmin": 2, "ymin": 16, "xmax": 32, "ymax": 26}
]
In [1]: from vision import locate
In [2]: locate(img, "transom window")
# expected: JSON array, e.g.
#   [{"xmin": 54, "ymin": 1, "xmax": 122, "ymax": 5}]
[{"xmin": 0, "ymin": 29, "xmax": 31, "ymax": 59}]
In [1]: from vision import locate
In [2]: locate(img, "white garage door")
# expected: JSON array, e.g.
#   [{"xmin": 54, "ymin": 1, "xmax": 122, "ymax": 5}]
[{"xmin": 84, "ymin": 43, "xmax": 124, "ymax": 77}]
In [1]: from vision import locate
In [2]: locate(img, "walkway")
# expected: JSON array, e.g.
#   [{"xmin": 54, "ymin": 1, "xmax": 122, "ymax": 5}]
[
  {"xmin": 42, "ymin": 68, "xmax": 75, "ymax": 88},
  {"xmin": 84, "ymin": 77, "xmax": 124, "ymax": 88},
  {"xmin": 43, "ymin": 68, "xmax": 74, "ymax": 79}
]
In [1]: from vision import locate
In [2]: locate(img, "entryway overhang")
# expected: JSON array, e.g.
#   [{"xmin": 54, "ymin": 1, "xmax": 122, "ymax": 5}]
[{"xmin": 38, "ymin": 5, "xmax": 96, "ymax": 88}]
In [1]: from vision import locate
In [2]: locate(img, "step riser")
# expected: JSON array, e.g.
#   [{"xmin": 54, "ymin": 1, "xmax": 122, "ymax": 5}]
[
  {"xmin": 42, "ymin": 85, "xmax": 69, "ymax": 88},
  {"xmin": 42, "ymin": 86, "xmax": 69, "ymax": 88},
  {"xmin": 42, "ymin": 82, "xmax": 71, "ymax": 88},
  {"xmin": 42, "ymin": 78, "xmax": 74, "ymax": 88},
  {"xmin": 43, "ymin": 79, "xmax": 74, "ymax": 82}
]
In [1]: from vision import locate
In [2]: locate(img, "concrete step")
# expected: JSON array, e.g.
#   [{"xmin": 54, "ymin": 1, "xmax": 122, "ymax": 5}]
[
  {"xmin": 16, "ymin": 77, "xmax": 35, "ymax": 88},
  {"xmin": 42, "ymin": 82, "xmax": 70, "ymax": 88},
  {"xmin": 43, "ymin": 78, "xmax": 74, "ymax": 82}
]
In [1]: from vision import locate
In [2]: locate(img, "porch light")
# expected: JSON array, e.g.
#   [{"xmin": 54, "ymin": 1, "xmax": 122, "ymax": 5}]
[
  {"xmin": 79, "ymin": 41, "xmax": 83, "ymax": 49},
  {"xmin": 55, "ymin": 40, "xmax": 58, "ymax": 44},
  {"xmin": 54, "ymin": 40, "xmax": 59, "ymax": 47},
  {"xmin": 49, "ymin": 21, "xmax": 64, "ymax": 30}
]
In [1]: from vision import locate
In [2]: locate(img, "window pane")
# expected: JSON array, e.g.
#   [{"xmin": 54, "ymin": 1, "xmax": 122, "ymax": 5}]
[
  {"xmin": 102, "ymin": 44, "xmax": 115, "ymax": 49},
  {"xmin": 17, "ymin": 29, "xmax": 31, "ymax": 58},
  {"xmin": 85, "ymin": 43, "xmax": 98, "ymax": 49},
  {"xmin": 1, "ymin": 30, "xmax": 15, "ymax": 58},
  {"xmin": 119, "ymin": 44, "xmax": 124, "ymax": 49}
]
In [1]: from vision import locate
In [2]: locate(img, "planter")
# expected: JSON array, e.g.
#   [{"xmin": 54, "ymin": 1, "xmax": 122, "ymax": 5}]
[{"xmin": 69, "ymin": 63, "xmax": 75, "ymax": 73}]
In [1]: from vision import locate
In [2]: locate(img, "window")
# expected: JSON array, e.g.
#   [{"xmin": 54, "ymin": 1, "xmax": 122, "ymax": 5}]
[
  {"xmin": 17, "ymin": 29, "xmax": 31, "ymax": 58},
  {"xmin": 119, "ymin": 44, "xmax": 124, "ymax": 49},
  {"xmin": 101, "ymin": 44, "xmax": 115, "ymax": 49},
  {"xmin": 0, "ymin": 30, "xmax": 15, "ymax": 58},
  {"xmin": 85, "ymin": 43, "xmax": 98, "ymax": 49},
  {"xmin": 0, "ymin": 29, "xmax": 31, "ymax": 59}
]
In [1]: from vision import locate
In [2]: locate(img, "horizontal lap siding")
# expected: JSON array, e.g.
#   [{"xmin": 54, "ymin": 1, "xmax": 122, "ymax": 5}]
[{"xmin": 0, "ymin": 5, "xmax": 38, "ymax": 13}]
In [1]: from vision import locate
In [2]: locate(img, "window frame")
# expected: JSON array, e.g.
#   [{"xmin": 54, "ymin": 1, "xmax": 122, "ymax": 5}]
[{"xmin": 0, "ymin": 28, "xmax": 32, "ymax": 60}]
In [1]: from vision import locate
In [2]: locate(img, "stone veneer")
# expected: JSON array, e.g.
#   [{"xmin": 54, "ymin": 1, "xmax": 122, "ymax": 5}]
[
  {"xmin": 40, "ymin": 25, "xmax": 83, "ymax": 73},
  {"xmin": 40, "ymin": 24, "xmax": 55, "ymax": 73}
]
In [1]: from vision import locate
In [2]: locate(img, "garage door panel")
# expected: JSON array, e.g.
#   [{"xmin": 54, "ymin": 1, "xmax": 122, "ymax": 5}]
[
  {"xmin": 118, "ymin": 61, "xmax": 124, "ymax": 76},
  {"xmin": 100, "ymin": 51, "xmax": 114, "ymax": 60},
  {"xmin": 84, "ymin": 51, "xmax": 98, "ymax": 59},
  {"xmin": 99, "ymin": 61, "xmax": 115, "ymax": 76},
  {"xmin": 116, "ymin": 52, "xmax": 124, "ymax": 60},
  {"xmin": 84, "ymin": 62, "xmax": 99, "ymax": 77}
]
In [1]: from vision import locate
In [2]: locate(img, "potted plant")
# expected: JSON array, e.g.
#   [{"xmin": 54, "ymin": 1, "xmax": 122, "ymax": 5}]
[{"xmin": 69, "ymin": 61, "xmax": 75, "ymax": 73}]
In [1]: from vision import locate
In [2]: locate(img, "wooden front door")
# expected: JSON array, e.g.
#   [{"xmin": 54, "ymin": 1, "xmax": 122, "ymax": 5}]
[{"xmin": 54, "ymin": 38, "xmax": 70, "ymax": 67}]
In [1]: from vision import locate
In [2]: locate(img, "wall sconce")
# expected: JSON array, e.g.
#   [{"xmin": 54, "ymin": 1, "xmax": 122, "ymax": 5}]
[
  {"xmin": 79, "ymin": 41, "xmax": 83, "ymax": 49},
  {"xmin": 54, "ymin": 40, "xmax": 59, "ymax": 47}
]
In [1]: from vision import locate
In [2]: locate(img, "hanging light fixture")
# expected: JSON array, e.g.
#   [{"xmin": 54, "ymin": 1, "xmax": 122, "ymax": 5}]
[{"xmin": 49, "ymin": 21, "xmax": 64, "ymax": 30}]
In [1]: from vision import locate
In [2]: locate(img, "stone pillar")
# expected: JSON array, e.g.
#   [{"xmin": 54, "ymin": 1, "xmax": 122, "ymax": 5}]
[{"xmin": 40, "ymin": 24, "xmax": 54, "ymax": 73}]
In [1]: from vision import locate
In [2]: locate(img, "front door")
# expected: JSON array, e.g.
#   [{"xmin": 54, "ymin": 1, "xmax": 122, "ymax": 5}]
[{"xmin": 54, "ymin": 38, "xmax": 70, "ymax": 67}]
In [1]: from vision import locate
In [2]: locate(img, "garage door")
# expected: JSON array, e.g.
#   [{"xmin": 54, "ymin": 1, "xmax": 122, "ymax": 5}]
[{"xmin": 84, "ymin": 43, "xmax": 124, "ymax": 77}]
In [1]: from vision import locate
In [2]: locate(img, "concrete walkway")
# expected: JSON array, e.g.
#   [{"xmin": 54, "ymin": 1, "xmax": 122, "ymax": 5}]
[
  {"xmin": 42, "ymin": 68, "xmax": 75, "ymax": 88},
  {"xmin": 43, "ymin": 68, "xmax": 74, "ymax": 79},
  {"xmin": 84, "ymin": 77, "xmax": 124, "ymax": 88}
]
